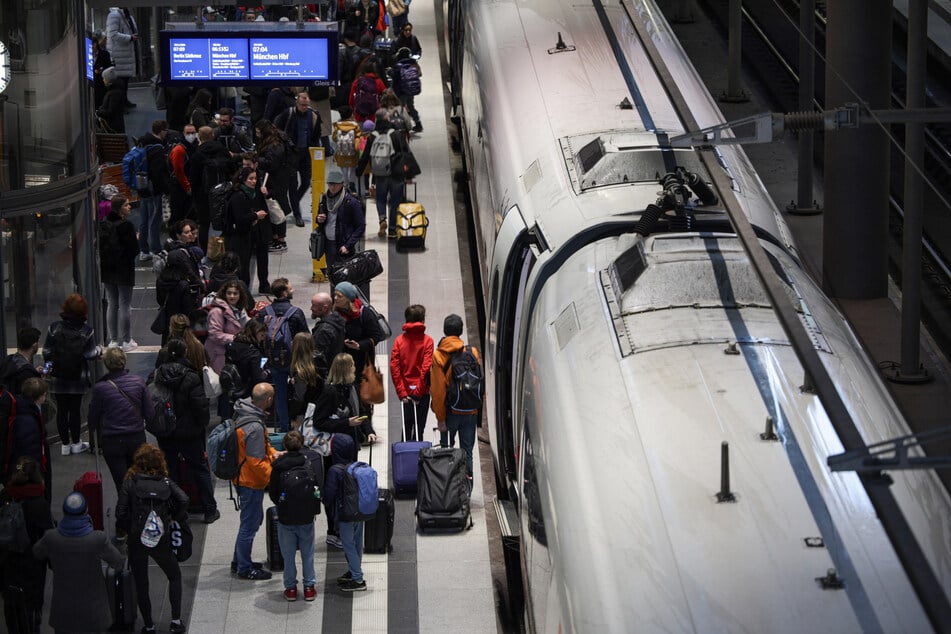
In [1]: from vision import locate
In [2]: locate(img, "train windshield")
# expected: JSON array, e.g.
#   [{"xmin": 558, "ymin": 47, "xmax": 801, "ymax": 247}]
[{"xmin": 562, "ymin": 132, "xmax": 709, "ymax": 192}]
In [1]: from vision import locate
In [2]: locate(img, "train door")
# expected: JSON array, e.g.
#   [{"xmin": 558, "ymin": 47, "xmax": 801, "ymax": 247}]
[{"xmin": 487, "ymin": 205, "xmax": 535, "ymax": 501}]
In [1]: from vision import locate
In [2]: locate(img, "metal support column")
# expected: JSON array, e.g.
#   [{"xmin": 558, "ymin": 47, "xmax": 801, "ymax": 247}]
[
  {"xmin": 822, "ymin": 0, "xmax": 891, "ymax": 298},
  {"xmin": 720, "ymin": 0, "xmax": 748, "ymax": 103},
  {"xmin": 788, "ymin": 0, "xmax": 820, "ymax": 215},
  {"xmin": 890, "ymin": 0, "xmax": 932, "ymax": 384}
]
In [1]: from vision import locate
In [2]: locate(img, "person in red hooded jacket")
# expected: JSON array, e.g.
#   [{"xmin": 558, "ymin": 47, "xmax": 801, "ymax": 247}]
[{"xmin": 389, "ymin": 304, "xmax": 433, "ymax": 441}]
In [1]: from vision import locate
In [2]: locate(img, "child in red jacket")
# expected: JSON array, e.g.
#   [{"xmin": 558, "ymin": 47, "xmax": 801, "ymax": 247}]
[{"xmin": 389, "ymin": 304, "xmax": 434, "ymax": 441}]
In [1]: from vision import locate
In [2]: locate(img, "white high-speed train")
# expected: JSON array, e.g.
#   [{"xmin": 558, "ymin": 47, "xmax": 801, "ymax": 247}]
[{"xmin": 445, "ymin": 0, "xmax": 951, "ymax": 631}]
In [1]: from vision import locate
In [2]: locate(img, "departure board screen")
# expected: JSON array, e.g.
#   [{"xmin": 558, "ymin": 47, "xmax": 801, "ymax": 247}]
[{"xmin": 160, "ymin": 28, "xmax": 337, "ymax": 87}]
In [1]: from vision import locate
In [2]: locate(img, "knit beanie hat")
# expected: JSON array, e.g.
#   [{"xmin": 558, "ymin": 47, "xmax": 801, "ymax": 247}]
[
  {"xmin": 335, "ymin": 282, "xmax": 358, "ymax": 301},
  {"xmin": 63, "ymin": 492, "xmax": 88, "ymax": 516}
]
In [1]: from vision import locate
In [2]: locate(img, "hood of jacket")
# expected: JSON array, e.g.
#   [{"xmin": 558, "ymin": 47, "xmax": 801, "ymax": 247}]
[
  {"xmin": 233, "ymin": 397, "xmax": 267, "ymax": 426},
  {"xmin": 154, "ymin": 358, "xmax": 194, "ymax": 389},
  {"xmin": 435, "ymin": 335, "xmax": 465, "ymax": 357},
  {"xmin": 272, "ymin": 451, "xmax": 306, "ymax": 472},
  {"xmin": 331, "ymin": 432, "xmax": 356, "ymax": 465},
  {"xmin": 401, "ymin": 322, "xmax": 427, "ymax": 338}
]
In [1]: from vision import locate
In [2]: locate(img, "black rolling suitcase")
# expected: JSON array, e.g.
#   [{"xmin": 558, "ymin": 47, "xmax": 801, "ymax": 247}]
[
  {"xmin": 266, "ymin": 506, "xmax": 283, "ymax": 571},
  {"xmin": 108, "ymin": 565, "xmax": 137, "ymax": 632},
  {"xmin": 363, "ymin": 444, "xmax": 395, "ymax": 553},
  {"xmin": 416, "ymin": 447, "xmax": 472, "ymax": 531}
]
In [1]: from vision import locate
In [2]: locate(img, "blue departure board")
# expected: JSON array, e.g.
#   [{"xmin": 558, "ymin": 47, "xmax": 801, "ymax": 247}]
[{"xmin": 249, "ymin": 38, "xmax": 329, "ymax": 80}]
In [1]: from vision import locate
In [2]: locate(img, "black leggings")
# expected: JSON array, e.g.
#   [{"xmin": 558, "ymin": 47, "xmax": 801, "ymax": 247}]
[
  {"xmin": 129, "ymin": 539, "xmax": 182, "ymax": 627},
  {"xmin": 55, "ymin": 393, "xmax": 83, "ymax": 446}
]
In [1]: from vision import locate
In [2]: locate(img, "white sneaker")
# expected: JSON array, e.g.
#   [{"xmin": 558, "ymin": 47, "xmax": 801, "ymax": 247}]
[
  {"xmin": 61, "ymin": 444, "xmax": 71, "ymax": 456},
  {"xmin": 70, "ymin": 442, "xmax": 90, "ymax": 454},
  {"xmin": 138, "ymin": 253, "xmax": 152, "ymax": 262},
  {"xmin": 107, "ymin": 340, "xmax": 119, "ymax": 348},
  {"xmin": 120, "ymin": 339, "xmax": 138, "ymax": 352}
]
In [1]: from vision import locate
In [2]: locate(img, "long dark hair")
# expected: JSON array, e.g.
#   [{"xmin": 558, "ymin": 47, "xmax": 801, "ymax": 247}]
[{"xmin": 234, "ymin": 319, "xmax": 266, "ymax": 347}]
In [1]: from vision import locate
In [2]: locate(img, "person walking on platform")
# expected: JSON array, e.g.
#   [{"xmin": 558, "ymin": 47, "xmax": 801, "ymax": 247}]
[
  {"xmin": 430, "ymin": 314, "xmax": 484, "ymax": 485},
  {"xmin": 231, "ymin": 383, "xmax": 279, "ymax": 580},
  {"xmin": 274, "ymin": 92, "xmax": 326, "ymax": 226},
  {"xmin": 356, "ymin": 112, "xmax": 409, "ymax": 239},
  {"xmin": 267, "ymin": 430, "xmax": 321, "ymax": 602},
  {"xmin": 390, "ymin": 304, "xmax": 433, "ymax": 441},
  {"xmin": 315, "ymin": 169, "xmax": 365, "ymax": 272}
]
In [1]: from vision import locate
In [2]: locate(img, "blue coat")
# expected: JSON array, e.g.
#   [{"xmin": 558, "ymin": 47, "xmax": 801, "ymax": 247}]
[{"xmin": 88, "ymin": 369, "xmax": 151, "ymax": 438}]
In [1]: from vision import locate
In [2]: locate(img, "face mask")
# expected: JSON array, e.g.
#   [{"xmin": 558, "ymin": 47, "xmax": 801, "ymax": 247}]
[{"xmin": 184, "ymin": 133, "xmax": 197, "ymax": 143}]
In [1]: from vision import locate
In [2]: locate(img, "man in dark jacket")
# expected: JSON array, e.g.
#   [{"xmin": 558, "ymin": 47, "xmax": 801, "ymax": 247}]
[
  {"xmin": 0, "ymin": 326, "xmax": 42, "ymax": 393},
  {"xmin": 267, "ymin": 430, "xmax": 320, "ymax": 601},
  {"xmin": 310, "ymin": 292, "xmax": 345, "ymax": 377},
  {"xmin": 258, "ymin": 278, "xmax": 309, "ymax": 432},
  {"xmin": 188, "ymin": 125, "xmax": 233, "ymax": 251},
  {"xmin": 274, "ymin": 92, "xmax": 326, "ymax": 226},
  {"xmin": 87, "ymin": 347, "xmax": 151, "ymax": 494},
  {"xmin": 153, "ymin": 339, "xmax": 219, "ymax": 523},
  {"xmin": 315, "ymin": 169, "xmax": 366, "ymax": 273}
]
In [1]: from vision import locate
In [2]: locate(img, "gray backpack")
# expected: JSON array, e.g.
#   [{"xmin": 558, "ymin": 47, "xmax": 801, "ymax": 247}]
[{"xmin": 369, "ymin": 130, "xmax": 394, "ymax": 176}]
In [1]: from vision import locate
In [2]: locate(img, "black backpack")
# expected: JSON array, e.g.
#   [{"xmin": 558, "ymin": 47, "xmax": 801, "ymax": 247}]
[
  {"xmin": 209, "ymin": 182, "xmax": 234, "ymax": 232},
  {"xmin": 48, "ymin": 323, "xmax": 87, "ymax": 381},
  {"xmin": 202, "ymin": 155, "xmax": 232, "ymax": 195},
  {"xmin": 0, "ymin": 500, "xmax": 29, "ymax": 553},
  {"xmin": 129, "ymin": 477, "xmax": 173, "ymax": 546},
  {"xmin": 146, "ymin": 381, "xmax": 178, "ymax": 438},
  {"xmin": 278, "ymin": 462, "xmax": 319, "ymax": 519},
  {"xmin": 444, "ymin": 346, "xmax": 483, "ymax": 415}
]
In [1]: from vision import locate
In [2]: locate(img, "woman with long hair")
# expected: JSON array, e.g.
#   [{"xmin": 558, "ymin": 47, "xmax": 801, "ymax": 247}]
[
  {"xmin": 1, "ymin": 457, "xmax": 54, "ymax": 633},
  {"xmin": 205, "ymin": 280, "xmax": 250, "ymax": 373},
  {"xmin": 312, "ymin": 353, "xmax": 375, "ymax": 447},
  {"xmin": 186, "ymin": 88, "xmax": 214, "ymax": 128},
  {"xmin": 224, "ymin": 166, "xmax": 271, "ymax": 294},
  {"xmin": 156, "ymin": 313, "xmax": 208, "ymax": 370},
  {"xmin": 43, "ymin": 293, "xmax": 102, "ymax": 456},
  {"xmin": 116, "ymin": 444, "xmax": 189, "ymax": 634},
  {"xmin": 289, "ymin": 332, "xmax": 322, "ymax": 423},
  {"xmin": 254, "ymin": 119, "xmax": 294, "ymax": 254},
  {"xmin": 226, "ymin": 319, "xmax": 269, "ymax": 402}
]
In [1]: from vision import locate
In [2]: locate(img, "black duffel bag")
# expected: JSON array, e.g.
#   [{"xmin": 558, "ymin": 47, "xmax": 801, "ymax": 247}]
[{"xmin": 329, "ymin": 249, "xmax": 384, "ymax": 285}]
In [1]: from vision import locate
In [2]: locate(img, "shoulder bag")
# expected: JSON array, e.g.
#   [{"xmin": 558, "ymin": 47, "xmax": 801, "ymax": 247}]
[{"xmin": 359, "ymin": 353, "xmax": 385, "ymax": 405}]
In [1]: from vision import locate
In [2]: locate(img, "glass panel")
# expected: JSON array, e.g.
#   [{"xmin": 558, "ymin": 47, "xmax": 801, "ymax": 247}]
[{"xmin": 0, "ymin": 0, "xmax": 83, "ymax": 191}]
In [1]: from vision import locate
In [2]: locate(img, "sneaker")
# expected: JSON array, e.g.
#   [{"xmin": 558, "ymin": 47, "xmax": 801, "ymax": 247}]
[
  {"xmin": 61, "ymin": 444, "xmax": 71, "ymax": 456},
  {"xmin": 338, "ymin": 578, "xmax": 367, "ymax": 592},
  {"xmin": 283, "ymin": 587, "xmax": 298, "ymax": 602},
  {"xmin": 140, "ymin": 627, "xmax": 156, "ymax": 634},
  {"xmin": 294, "ymin": 217, "xmax": 305, "ymax": 227},
  {"xmin": 169, "ymin": 621, "xmax": 187, "ymax": 634},
  {"xmin": 107, "ymin": 340, "xmax": 119, "ymax": 348},
  {"xmin": 203, "ymin": 509, "xmax": 221, "ymax": 524},
  {"xmin": 303, "ymin": 585, "xmax": 317, "ymax": 601},
  {"xmin": 326, "ymin": 534, "xmax": 343, "ymax": 549},
  {"xmin": 238, "ymin": 568, "xmax": 272, "ymax": 581},
  {"xmin": 138, "ymin": 252, "xmax": 152, "ymax": 262},
  {"xmin": 387, "ymin": 230, "xmax": 398, "ymax": 239},
  {"xmin": 336, "ymin": 571, "xmax": 352, "ymax": 584},
  {"xmin": 120, "ymin": 339, "xmax": 138, "ymax": 352},
  {"xmin": 70, "ymin": 442, "xmax": 90, "ymax": 454},
  {"xmin": 268, "ymin": 241, "xmax": 288, "ymax": 253},
  {"xmin": 413, "ymin": 123, "xmax": 423, "ymax": 133},
  {"xmin": 377, "ymin": 219, "xmax": 387, "ymax": 238},
  {"xmin": 231, "ymin": 560, "xmax": 265, "ymax": 574}
]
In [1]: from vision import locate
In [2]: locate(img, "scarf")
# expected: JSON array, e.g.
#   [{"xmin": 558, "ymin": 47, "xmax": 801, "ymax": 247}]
[
  {"xmin": 7, "ymin": 482, "xmax": 45, "ymax": 501},
  {"xmin": 338, "ymin": 297, "xmax": 363, "ymax": 321},
  {"xmin": 58, "ymin": 513, "xmax": 94, "ymax": 538},
  {"xmin": 240, "ymin": 183, "xmax": 256, "ymax": 199}
]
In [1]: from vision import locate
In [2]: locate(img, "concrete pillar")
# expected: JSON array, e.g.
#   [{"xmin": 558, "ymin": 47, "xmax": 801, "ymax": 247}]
[{"xmin": 822, "ymin": 0, "xmax": 891, "ymax": 298}]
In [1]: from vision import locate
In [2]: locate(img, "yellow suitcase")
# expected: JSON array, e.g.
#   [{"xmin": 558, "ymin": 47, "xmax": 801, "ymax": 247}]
[{"xmin": 395, "ymin": 202, "xmax": 429, "ymax": 249}]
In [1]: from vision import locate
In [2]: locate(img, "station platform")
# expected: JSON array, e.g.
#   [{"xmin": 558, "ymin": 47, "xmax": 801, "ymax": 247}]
[{"xmin": 41, "ymin": 1, "xmax": 501, "ymax": 632}]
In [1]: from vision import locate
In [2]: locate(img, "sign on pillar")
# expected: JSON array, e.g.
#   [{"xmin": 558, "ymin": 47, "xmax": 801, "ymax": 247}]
[{"xmin": 311, "ymin": 147, "xmax": 327, "ymax": 282}]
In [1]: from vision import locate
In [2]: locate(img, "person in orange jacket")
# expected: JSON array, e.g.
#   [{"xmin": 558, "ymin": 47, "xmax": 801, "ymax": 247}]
[
  {"xmin": 390, "ymin": 304, "xmax": 433, "ymax": 441},
  {"xmin": 429, "ymin": 314, "xmax": 482, "ymax": 483},
  {"xmin": 231, "ymin": 382, "xmax": 280, "ymax": 580}
]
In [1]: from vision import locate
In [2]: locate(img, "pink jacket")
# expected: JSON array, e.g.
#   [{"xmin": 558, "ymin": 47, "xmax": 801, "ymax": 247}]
[{"xmin": 204, "ymin": 300, "xmax": 244, "ymax": 372}]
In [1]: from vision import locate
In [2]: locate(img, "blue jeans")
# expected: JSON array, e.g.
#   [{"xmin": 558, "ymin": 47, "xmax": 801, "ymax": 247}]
[
  {"xmin": 374, "ymin": 176, "xmax": 405, "ymax": 227},
  {"xmin": 271, "ymin": 366, "xmax": 291, "ymax": 432},
  {"xmin": 103, "ymin": 283, "xmax": 133, "ymax": 343},
  {"xmin": 138, "ymin": 194, "xmax": 164, "ymax": 255},
  {"xmin": 233, "ymin": 487, "xmax": 265, "ymax": 574},
  {"xmin": 278, "ymin": 522, "xmax": 316, "ymax": 589},
  {"xmin": 338, "ymin": 520, "xmax": 364, "ymax": 582},
  {"xmin": 446, "ymin": 413, "xmax": 478, "ymax": 477}
]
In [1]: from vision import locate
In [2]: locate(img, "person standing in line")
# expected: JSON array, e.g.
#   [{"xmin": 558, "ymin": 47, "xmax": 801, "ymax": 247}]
[
  {"xmin": 105, "ymin": 6, "xmax": 139, "ymax": 109},
  {"xmin": 315, "ymin": 169, "xmax": 365, "ymax": 274},
  {"xmin": 231, "ymin": 383, "xmax": 279, "ymax": 580},
  {"xmin": 258, "ymin": 278, "xmax": 309, "ymax": 433},
  {"xmin": 87, "ymin": 346, "xmax": 150, "ymax": 495},
  {"xmin": 310, "ymin": 292, "xmax": 346, "ymax": 377},
  {"xmin": 167, "ymin": 124, "xmax": 199, "ymax": 224},
  {"xmin": 101, "ymin": 194, "xmax": 140, "ymax": 351},
  {"xmin": 390, "ymin": 304, "xmax": 433, "ymax": 441},
  {"xmin": 224, "ymin": 166, "xmax": 272, "ymax": 294},
  {"xmin": 0, "ymin": 326, "xmax": 42, "ymax": 394},
  {"xmin": 116, "ymin": 444, "xmax": 190, "ymax": 634},
  {"xmin": 267, "ymin": 430, "xmax": 320, "ymax": 602},
  {"xmin": 429, "ymin": 314, "xmax": 483, "ymax": 483},
  {"xmin": 323, "ymin": 444, "xmax": 369, "ymax": 592},
  {"xmin": 135, "ymin": 120, "xmax": 171, "ymax": 262},
  {"xmin": 254, "ymin": 119, "xmax": 294, "ymax": 253},
  {"xmin": 0, "ymin": 457, "xmax": 54, "ymax": 633},
  {"xmin": 205, "ymin": 279, "xmax": 251, "ymax": 373},
  {"xmin": 43, "ymin": 294, "xmax": 102, "ymax": 456},
  {"xmin": 33, "ymin": 492, "xmax": 125, "ymax": 634},
  {"xmin": 7, "ymin": 378, "xmax": 53, "ymax": 499}
]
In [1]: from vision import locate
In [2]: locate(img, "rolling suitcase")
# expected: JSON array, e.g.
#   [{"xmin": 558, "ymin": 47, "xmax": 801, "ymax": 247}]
[
  {"xmin": 396, "ymin": 182, "xmax": 428, "ymax": 249},
  {"xmin": 416, "ymin": 446, "xmax": 472, "ymax": 531},
  {"xmin": 391, "ymin": 407, "xmax": 431, "ymax": 497},
  {"xmin": 74, "ymin": 451, "xmax": 104, "ymax": 531},
  {"xmin": 363, "ymin": 444, "xmax": 395, "ymax": 553},
  {"xmin": 108, "ymin": 565, "xmax": 137, "ymax": 632},
  {"xmin": 266, "ymin": 506, "xmax": 283, "ymax": 571}
]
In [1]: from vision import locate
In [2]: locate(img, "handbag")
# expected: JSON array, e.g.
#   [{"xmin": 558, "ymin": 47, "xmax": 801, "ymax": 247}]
[
  {"xmin": 202, "ymin": 365, "xmax": 222, "ymax": 399},
  {"xmin": 359, "ymin": 354, "xmax": 385, "ymax": 405},
  {"xmin": 309, "ymin": 229, "xmax": 326, "ymax": 260},
  {"xmin": 150, "ymin": 306, "xmax": 167, "ymax": 335},
  {"xmin": 393, "ymin": 150, "xmax": 421, "ymax": 180},
  {"xmin": 328, "ymin": 249, "xmax": 384, "ymax": 285},
  {"xmin": 207, "ymin": 236, "xmax": 226, "ymax": 262},
  {"xmin": 388, "ymin": 0, "xmax": 407, "ymax": 17},
  {"xmin": 301, "ymin": 403, "xmax": 334, "ymax": 456},
  {"xmin": 169, "ymin": 519, "xmax": 193, "ymax": 562},
  {"xmin": 266, "ymin": 198, "xmax": 286, "ymax": 225}
]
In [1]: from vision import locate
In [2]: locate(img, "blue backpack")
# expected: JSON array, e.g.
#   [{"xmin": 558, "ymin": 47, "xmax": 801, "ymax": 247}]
[
  {"xmin": 262, "ymin": 306, "xmax": 301, "ymax": 368},
  {"xmin": 397, "ymin": 60, "xmax": 421, "ymax": 96},
  {"xmin": 207, "ymin": 419, "xmax": 251, "ymax": 480},
  {"xmin": 122, "ymin": 144, "xmax": 162, "ymax": 194},
  {"xmin": 340, "ymin": 461, "xmax": 378, "ymax": 521}
]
